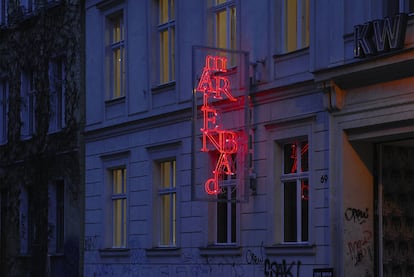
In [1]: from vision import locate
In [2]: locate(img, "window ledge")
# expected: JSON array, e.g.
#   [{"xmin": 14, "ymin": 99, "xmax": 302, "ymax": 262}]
[
  {"xmin": 105, "ymin": 96, "xmax": 125, "ymax": 106},
  {"xmin": 264, "ymin": 244, "xmax": 316, "ymax": 256},
  {"xmin": 99, "ymin": 248, "xmax": 130, "ymax": 257},
  {"xmin": 199, "ymin": 245, "xmax": 242, "ymax": 256},
  {"xmin": 145, "ymin": 247, "xmax": 181, "ymax": 257},
  {"xmin": 151, "ymin": 81, "xmax": 176, "ymax": 94},
  {"xmin": 273, "ymin": 47, "xmax": 309, "ymax": 60}
]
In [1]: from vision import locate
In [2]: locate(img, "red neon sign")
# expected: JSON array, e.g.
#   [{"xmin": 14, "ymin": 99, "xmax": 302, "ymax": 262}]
[{"xmin": 197, "ymin": 55, "xmax": 239, "ymax": 195}]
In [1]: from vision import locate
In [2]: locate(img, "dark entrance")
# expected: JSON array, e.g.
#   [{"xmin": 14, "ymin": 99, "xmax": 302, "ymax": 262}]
[{"xmin": 377, "ymin": 140, "xmax": 414, "ymax": 277}]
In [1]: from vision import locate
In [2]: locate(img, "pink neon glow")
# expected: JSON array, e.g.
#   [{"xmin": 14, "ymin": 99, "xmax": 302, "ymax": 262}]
[{"xmin": 197, "ymin": 55, "xmax": 239, "ymax": 195}]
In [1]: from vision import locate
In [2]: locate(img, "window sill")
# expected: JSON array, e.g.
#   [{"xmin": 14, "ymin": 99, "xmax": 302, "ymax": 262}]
[
  {"xmin": 273, "ymin": 47, "xmax": 309, "ymax": 60},
  {"xmin": 264, "ymin": 243, "xmax": 316, "ymax": 256},
  {"xmin": 199, "ymin": 245, "xmax": 242, "ymax": 256},
  {"xmin": 145, "ymin": 247, "xmax": 181, "ymax": 257},
  {"xmin": 99, "ymin": 248, "xmax": 130, "ymax": 257},
  {"xmin": 151, "ymin": 81, "xmax": 176, "ymax": 94},
  {"xmin": 105, "ymin": 96, "xmax": 125, "ymax": 106}
]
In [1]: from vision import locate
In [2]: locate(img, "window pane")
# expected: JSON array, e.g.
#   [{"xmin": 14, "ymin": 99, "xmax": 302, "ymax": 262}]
[
  {"xmin": 113, "ymin": 198, "xmax": 126, "ymax": 247},
  {"xmin": 160, "ymin": 0, "xmax": 168, "ymax": 23},
  {"xmin": 217, "ymin": 191, "xmax": 228, "ymax": 243},
  {"xmin": 113, "ymin": 168, "xmax": 126, "ymax": 194},
  {"xmin": 302, "ymin": 0, "xmax": 310, "ymax": 48},
  {"xmin": 285, "ymin": 0, "xmax": 297, "ymax": 52},
  {"xmin": 284, "ymin": 143, "xmax": 296, "ymax": 174},
  {"xmin": 161, "ymin": 194, "xmax": 171, "ymax": 245},
  {"xmin": 171, "ymin": 27, "xmax": 175, "ymax": 81},
  {"xmin": 160, "ymin": 30, "xmax": 169, "ymax": 83},
  {"xmin": 216, "ymin": 10, "xmax": 227, "ymax": 49},
  {"xmin": 301, "ymin": 141, "xmax": 309, "ymax": 172},
  {"xmin": 170, "ymin": 0, "xmax": 175, "ymax": 20},
  {"xmin": 112, "ymin": 15, "xmax": 123, "ymax": 43},
  {"xmin": 301, "ymin": 180, "xmax": 309, "ymax": 241},
  {"xmin": 284, "ymin": 181, "xmax": 297, "ymax": 242}
]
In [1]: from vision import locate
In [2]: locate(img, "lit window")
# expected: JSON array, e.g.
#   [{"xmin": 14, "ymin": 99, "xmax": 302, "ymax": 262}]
[
  {"xmin": 211, "ymin": 0, "xmax": 236, "ymax": 50},
  {"xmin": 158, "ymin": 0, "xmax": 175, "ymax": 84},
  {"xmin": 49, "ymin": 58, "xmax": 65, "ymax": 132},
  {"xmin": 158, "ymin": 160, "xmax": 176, "ymax": 246},
  {"xmin": 111, "ymin": 168, "xmax": 127, "ymax": 248},
  {"xmin": 20, "ymin": 71, "xmax": 35, "ymax": 138},
  {"xmin": 106, "ymin": 12, "xmax": 125, "ymax": 99},
  {"xmin": 0, "ymin": 81, "xmax": 8, "ymax": 144},
  {"xmin": 282, "ymin": 0, "xmax": 309, "ymax": 53},
  {"xmin": 281, "ymin": 140, "xmax": 309, "ymax": 242}
]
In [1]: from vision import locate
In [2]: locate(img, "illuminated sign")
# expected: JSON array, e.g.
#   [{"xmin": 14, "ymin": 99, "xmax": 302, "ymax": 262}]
[
  {"xmin": 196, "ymin": 56, "xmax": 239, "ymax": 194},
  {"xmin": 354, "ymin": 13, "xmax": 407, "ymax": 58}
]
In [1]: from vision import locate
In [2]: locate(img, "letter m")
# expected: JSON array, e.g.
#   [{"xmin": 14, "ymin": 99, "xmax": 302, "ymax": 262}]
[{"xmin": 373, "ymin": 13, "xmax": 407, "ymax": 53}]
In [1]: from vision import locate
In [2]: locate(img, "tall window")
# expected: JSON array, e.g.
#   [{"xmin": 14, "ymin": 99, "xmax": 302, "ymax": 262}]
[
  {"xmin": 211, "ymin": 0, "xmax": 237, "ymax": 50},
  {"xmin": 0, "ymin": 0, "xmax": 8, "ymax": 25},
  {"xmin": 49, "ymin": 58, "xmax": 65, "ymax": 132},
  {"xmin": 106, "ymin": 11, "xmax": 125, "ymax": 99},
  {"xmin": 111, "ymin": 168, "xmax": 127, "ymax": 248},
  {"xmin": 158, "ymin": 0, "xmax": 175, "ymax": 84},
  {"xmin": 0, "ymin": 81, "xmax": 7, "ymax": 144},
  {"xmin": 281, "ymin": 140, "xmax": 309, "ymax": 242},
  {"xmin": 158, "ymin": 160, "xmax": 176, "ymax": 246},
  {"xmin": 48, "ymin": 181, "xmax": 64, "ymax": 254},
  {"xmin": 282, "ymin": 0, "xmax": 310, "ymax": 53},
  {"xmin": 386, "ymin": 0, "xmax": 414, "ymax": 16},
  {"xmin": 21, "ymin": 71, "xmax": 35, "ymax": 138}
]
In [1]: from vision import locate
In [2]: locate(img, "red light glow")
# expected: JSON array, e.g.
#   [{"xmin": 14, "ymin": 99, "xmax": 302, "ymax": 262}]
[{"xmin": 197, "ymin": 55, "xmax": 239, "ymax": 195}]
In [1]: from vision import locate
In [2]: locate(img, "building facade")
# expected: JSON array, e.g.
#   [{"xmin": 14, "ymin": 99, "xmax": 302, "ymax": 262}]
[
  {"xmin": 84, "ymin": 1, "xmax": 414, "ymax": 276},
  {"xmin": 0, "ymin": 0, "xmax": 84, "ymax": 276}
]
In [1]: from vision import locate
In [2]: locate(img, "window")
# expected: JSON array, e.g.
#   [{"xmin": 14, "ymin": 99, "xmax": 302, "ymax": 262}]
[
  {"xmin": 208, "ymin": 151, "xmax": 238, "ymax": 245},
  {"xmin": 210, "ymin": 0, "xmax": 237, "ymax": 50},
  {"xmin": 158, "ymin": 160, "xmax": 176, "ymax": 246},
  {"xmin": 20, "ymin": 185, "xmax": 35, "ymax": 254},
  {"xmin": 111, "ymin": 168, "xmax": 127, "ymax": 248},
  {"xmin": 21, "ymin": 71, "xmax": 35, "ymax": 138},
  {"xmin": 0, "ymin": 0, "xmax": 8, "ymax": 25},
  {"xmin": 0, "ymin": 81, "xmax": 8, "ymax": 144},
  {"xmin": 158, "ymin": 0, "xmax": 175, "ymax": 84},
  {"xmin": 281, "ymin": 0, "xmax": 310, "ymax": 53},
  {"xmin": 48, "ymin": 181, "xmax": 64, "ymax": 254},
  {"xmin": 21, "ymin": 0, "xmax": 35, "ymax": 13},
  {"xmin": 386, "ymin": 0, "xmax": 414, "ymax": 15},
  {"xmin": 281, "ymin": 140, "xmax": 309, "ymax": 242},
  {"xmin": 105, "ymin": 11, "xmax": 125, "ymax": 100},
  {"xmin": 49, "ymin": 59, "xmax": 65, "ymax": 132}
]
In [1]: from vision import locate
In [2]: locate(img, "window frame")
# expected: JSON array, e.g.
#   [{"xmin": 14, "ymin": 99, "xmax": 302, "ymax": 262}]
[
  {"xmin": 209, "ymin": 0, "xmax": 237, "ymax": 50},
  {"xmin": 20, "ymin": 70, "xmax": 36, "ymax": 139},
  {"xmin": 157, "ymin": 0, "xmax": 176, "ymax": 85},
  {"xmin": 157, "ymin": 159, "xmax": 177, "ymax": 247},
  {"xmin": 280, "ymin": 139, "xmax": 309, "ymax": 243},
  {"xmin": 105, "ymin": 9, "xmax": 126, "ymax": 101},
  {"xmin": 110, "ymin": 167, "xmax": 127, "ymax": 248},
  {"xmin": 48, "ymin": 58, "xmax": 66, "ymax": 133},
  {"xmin": 278, "ymin": 0, "xmax": 310, "ymax": 54},
  {"xmin": 48, "ymin": 180, "xmax": 65, "ymax": 254},
  {"xmin": 0, "ymin": 80, "xmax": 8, "ymax": 144},
  {"xmin": 147, "ymin": 142, "xmax": 181, "ymax": 251},
  {"xmin": 101, "ymin": 153, "xmax": 130, "ymax": 250}
]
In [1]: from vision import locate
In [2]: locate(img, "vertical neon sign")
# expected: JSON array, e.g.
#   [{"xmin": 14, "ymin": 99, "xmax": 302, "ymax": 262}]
[{"xmin": 196, "ymin": 55, "xmax": 240, "ymax": 195}]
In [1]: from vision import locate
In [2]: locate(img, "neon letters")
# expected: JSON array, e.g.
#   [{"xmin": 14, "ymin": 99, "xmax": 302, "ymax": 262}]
[{"xmin": 197, "ymin": 55, "xmax": 239, "ymax": 195}]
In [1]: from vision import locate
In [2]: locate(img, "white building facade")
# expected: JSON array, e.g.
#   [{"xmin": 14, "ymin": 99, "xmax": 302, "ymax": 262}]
[{"xmin": 84, "ymin": 1, "xmax": 414, "ymax": 276}]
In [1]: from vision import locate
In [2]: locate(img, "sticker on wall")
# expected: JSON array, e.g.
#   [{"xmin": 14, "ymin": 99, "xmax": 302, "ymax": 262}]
[{"xmin": 191, "ymin": 46, "xmax": 251, "ymax": 202}]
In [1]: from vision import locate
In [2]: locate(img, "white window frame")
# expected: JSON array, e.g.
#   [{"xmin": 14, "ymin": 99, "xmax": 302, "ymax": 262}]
[
  {"xmin": 20, "ymin": 71, "xmax": 35, "ymax": 138},
  {"xmin": 0, "ymin": 80, "xmax": 8, "ymax": 144},
  {"xmin": 209, "ymin": 0, "xmax": 237, "ymax": 50},
  {"xmin": 157, "ymin": 0, "xmax": 176, "ymax": 85},
  {"xmin": 105, "ymin": 9, "xmax": 126, "ymax": 100},
  {"xmin": 110, "ymin": 167, "xmax": 127, "ymax": 248},
  {"xmin": 48, "ymin": 58, "xmax": 66, "ymax": 133},
  {"xmin": 102, "ymin": 153, "xmax": 129, "ymax": 249},
  {"xmin": 279, "ymin": 0, "xmax": 310, "ymax": 53},
  {"xmin": 280, "ymin": 139, "xmax": 309, "ymax": 243},
  {"xmin": 157, "ymin": 159, "xmax": 177, "ymax": 247}
]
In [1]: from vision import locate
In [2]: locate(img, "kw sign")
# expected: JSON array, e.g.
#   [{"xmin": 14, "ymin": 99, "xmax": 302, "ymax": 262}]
[{"xmin": 354, "ymin": 13, "xmax": 407, "ymax": 58}]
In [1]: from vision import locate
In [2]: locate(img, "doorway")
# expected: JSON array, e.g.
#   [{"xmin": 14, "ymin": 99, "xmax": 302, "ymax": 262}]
[{"xmin": 377, "ymin": 139, "xmax": 414, "ymax": 277}]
